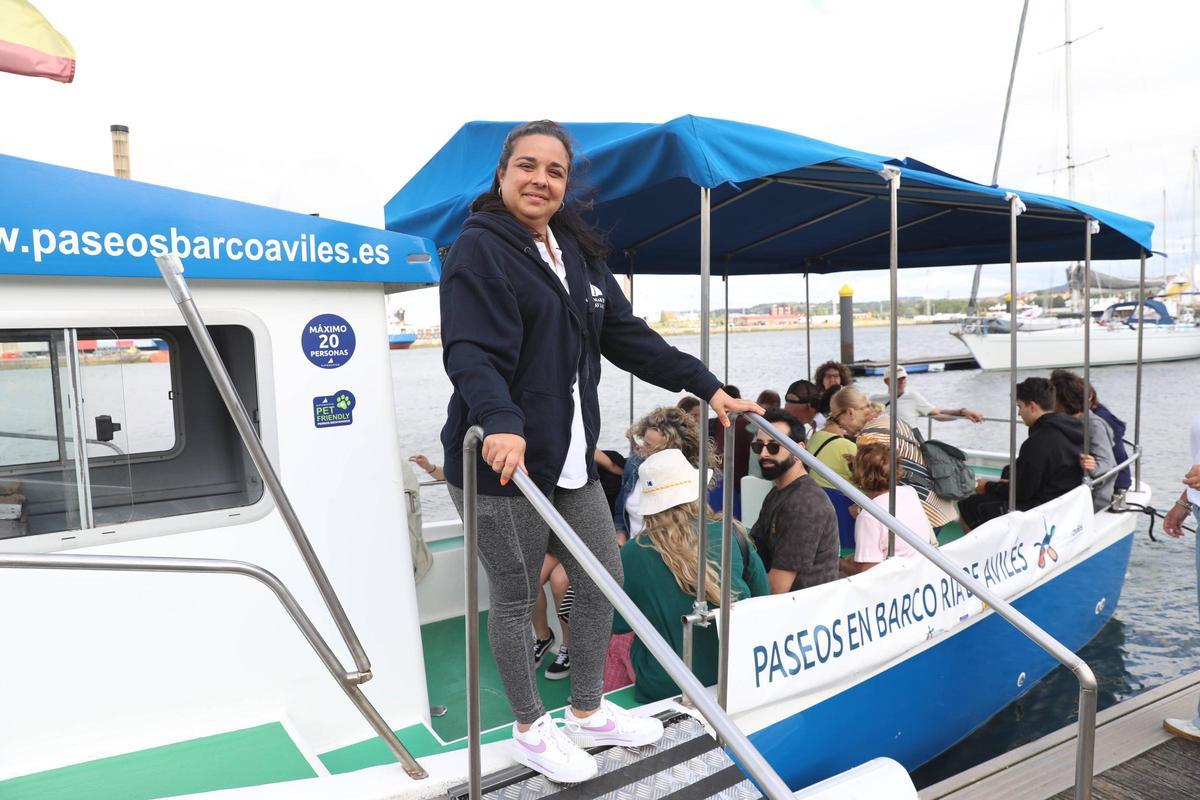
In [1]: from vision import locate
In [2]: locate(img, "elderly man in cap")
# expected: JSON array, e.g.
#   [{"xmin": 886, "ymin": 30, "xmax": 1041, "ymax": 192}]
[{"xmin": 870, "ymin": 365, "xmax": 985, "ymax": 430}]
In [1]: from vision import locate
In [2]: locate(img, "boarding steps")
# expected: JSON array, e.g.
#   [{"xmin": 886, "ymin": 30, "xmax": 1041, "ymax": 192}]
[{"xmin": 446, "ymin": 713, "xmax": 757, "ymax": 800}]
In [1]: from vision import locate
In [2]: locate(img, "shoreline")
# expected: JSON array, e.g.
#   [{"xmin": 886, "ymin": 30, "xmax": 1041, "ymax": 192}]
[{"xmin": 409, "ymin": 318, "xmax": 954, "ymax": 348}]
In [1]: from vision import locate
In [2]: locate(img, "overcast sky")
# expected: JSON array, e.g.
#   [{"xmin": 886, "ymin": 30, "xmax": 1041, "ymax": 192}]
[{"xmin": 6, "ymin": 1, "xmax": 1198, "ymax": 324}]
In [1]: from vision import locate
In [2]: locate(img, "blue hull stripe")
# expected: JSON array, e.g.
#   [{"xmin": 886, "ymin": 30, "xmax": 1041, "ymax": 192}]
[{"xmin": 746, "ymin": 532, "xmax": 1133, "ymax": 789}]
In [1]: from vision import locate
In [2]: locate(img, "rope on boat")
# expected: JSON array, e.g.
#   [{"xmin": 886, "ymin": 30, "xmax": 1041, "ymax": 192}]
[{"xmin": 1120, "ymin": 501, "xmax": 1197, "ymax": 542}]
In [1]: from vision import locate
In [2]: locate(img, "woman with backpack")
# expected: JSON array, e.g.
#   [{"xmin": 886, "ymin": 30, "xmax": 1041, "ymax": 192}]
[{"xmin": 857, "ymin": 409, "xmax": 960, "ymax": 531}]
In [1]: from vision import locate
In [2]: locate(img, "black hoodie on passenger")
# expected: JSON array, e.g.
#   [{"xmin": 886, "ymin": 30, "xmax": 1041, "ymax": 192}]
[
  {"xmin": 985, "ymin": 411, "xmax": 1085, "ymax": 510},
  {"xmin": 439, "ymin": 211, "xmax": 722, "ymax": 497}
]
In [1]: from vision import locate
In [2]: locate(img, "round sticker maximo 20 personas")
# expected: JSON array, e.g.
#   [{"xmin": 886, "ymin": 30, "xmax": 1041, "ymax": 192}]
[{"xmin": 301, "ymin": 314, "xmax": 356, "ymax": 368}]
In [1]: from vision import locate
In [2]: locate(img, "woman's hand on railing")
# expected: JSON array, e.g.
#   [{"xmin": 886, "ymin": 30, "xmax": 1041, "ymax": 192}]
[
  {"xmin": 482, "ymin": 433, "xmax": 527, "ymax": 486},
  {"xmin": 709, "ymin": 389, "xmax": 763, "ymax": 428}
]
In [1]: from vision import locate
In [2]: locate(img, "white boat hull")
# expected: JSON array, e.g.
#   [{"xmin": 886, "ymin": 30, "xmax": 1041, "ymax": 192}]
[{"xmin": 956, "ymin": 324, "xmax": 1200, "ymax": 370}]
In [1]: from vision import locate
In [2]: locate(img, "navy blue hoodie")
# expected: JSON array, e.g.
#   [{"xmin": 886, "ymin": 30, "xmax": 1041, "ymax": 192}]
[{"xmin": 439, "ymin": 211, "xmax": 722, "ymax": 496}]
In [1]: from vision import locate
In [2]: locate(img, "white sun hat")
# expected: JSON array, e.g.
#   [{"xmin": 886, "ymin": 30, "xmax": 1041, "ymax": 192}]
[{"xmin": 637, "ymin": 448, "xmax": 710, "ymax": 516}]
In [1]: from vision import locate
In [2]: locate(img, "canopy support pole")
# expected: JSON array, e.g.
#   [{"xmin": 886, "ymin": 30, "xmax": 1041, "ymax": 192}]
[
  {"xmin": 724, "ymin": 259, "xmax": 730, "ymax": 384},
  {"xmin": 1083, "ymin": 220, "xmax": 1094, "ymax": 459},
  {"xmin": 885, "ymin": 168, "xmax": 900, "ymax": 559},
  {"xmin": 1134, "ymin": 252, "xmax": 1146, "ymax": 487},
  {"xmin": 1007, "ymin": 195, "xmax": 1022, "ymax": 511},
  {"xmin": 627, "ymin": 253, "xmax": 636, "ymax": 430},
  {"xmin": 805, "ymin": 272, "xmax": 812, "ymax": 380},
  {"xmin": 684, "ymin": 187, "xmax": 713, "ymax": 680}
]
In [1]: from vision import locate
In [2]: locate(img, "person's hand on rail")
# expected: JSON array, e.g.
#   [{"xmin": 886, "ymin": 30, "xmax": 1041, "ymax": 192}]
[
  {"xmin": 708, "ymin": 388, "xmax": 763, "ymax": 429},
  {"xmin": 483, "ymin": 433, "xmax": 527, "ymax": 486}
]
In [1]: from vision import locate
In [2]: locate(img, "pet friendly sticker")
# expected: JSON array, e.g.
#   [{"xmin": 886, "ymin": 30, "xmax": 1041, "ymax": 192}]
[{"xmin": 313, "ymin": 390, "xmax": 356, "ymax": 428}]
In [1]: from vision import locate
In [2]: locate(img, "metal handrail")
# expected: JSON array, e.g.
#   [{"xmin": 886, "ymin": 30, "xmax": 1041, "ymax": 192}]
[
  {"xmin": 1084, "ymin": 446, "xmax": 1142, "ymax": 489},
  {"xmin": 727, "ymin": 412, "xmax": 1098, "ymax": 800},
  {"xmin": 155, "ymin": 256, "xmax": 373, "ymax": 682},
  {"xmin": 0, "ymin": 550, "xmax": 427, "ymax": 778},
  {"xmin": 462, "ymin": 426, "xmax": 792, "ymax": 800}
]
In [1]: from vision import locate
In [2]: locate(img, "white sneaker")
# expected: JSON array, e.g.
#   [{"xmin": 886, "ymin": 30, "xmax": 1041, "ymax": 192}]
[
  {"xmin": 564, "ymin": 700, "xmax": 665, "ymax": 748},
  {"xmin": 510, "ymin": 713, "xmax": 598, "ymax": 784},
  {"xmin": 1164, "ymin": 717, "xmax": 1200, "ymax": 742}
]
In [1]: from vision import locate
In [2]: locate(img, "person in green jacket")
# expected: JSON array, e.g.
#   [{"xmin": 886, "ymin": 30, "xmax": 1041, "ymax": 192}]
[{"xmin": 613, "ymin": 448, "xmax": 770, "ymax": 703}]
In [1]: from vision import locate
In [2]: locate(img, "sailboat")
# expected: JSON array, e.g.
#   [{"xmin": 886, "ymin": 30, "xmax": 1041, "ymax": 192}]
[{"xmin": 954, "ymin": 5, "xmax": 1200, "ymax": 370}]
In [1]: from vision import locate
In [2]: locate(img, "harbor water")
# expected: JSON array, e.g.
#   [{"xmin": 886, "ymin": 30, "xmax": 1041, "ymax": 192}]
[{"xmin": 394, "ymin": 322, "xmax": 1200, "ymax": 783}]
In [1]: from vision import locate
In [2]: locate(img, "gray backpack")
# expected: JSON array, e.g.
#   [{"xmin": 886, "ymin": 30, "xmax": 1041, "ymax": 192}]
[{"xmin": 911, "ymin": 428, "xmax": 976, "ymax": 501}]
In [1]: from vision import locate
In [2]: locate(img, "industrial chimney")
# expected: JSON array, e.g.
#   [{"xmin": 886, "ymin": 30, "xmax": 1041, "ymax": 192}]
[{"xmin": 110, "ymin": 124, "xmax": 130, "ymax": 178}]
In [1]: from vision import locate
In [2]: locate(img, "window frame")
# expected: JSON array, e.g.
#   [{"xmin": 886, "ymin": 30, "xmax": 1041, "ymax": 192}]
[
  {"xmin": 73, "ymin": 327, "xmax": 187, "ymax": 468},
  {"xmin": 0, "ymin": 313, "xmax": 275, "ymax": 552}
]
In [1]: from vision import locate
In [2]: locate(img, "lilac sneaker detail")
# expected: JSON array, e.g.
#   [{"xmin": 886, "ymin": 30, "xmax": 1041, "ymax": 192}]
[
  {"xmin": 564, "ymin": 700, "xmax": 664, "ymax": 748},
  {"xmin": 579, "ymin": 718, "xmax": 617, "ymax": 733},
  {"xmin": 509, "ymin": 714, "xmax": 597, "ymax": 784},
  {"xmin": 517, "ymin": 737, "xmax": 547, "ymax": 754}
]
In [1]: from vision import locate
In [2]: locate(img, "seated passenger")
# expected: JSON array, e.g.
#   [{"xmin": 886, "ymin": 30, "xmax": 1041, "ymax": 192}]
[
  {"xmin": 613, "ymin": 448, "xmax": 769, "ymax": 703},
  {"xmin": 871, "ymin": 365, "xmax": 984, "ymax": 429},
  {"xmin": 614, "ymin": 406, "xmax": 707, "ymax": 539},
  {"xmin": 841, "ymin": 442, "xmax": 937, "ymax": 575},
  {"xmin": 677, "ymin": 395, "xmax": 702, "ymax": 424},
  {"xmin": 748, "ymin": 409, "xmax": 840, "ymax": 592},
  {"xmin": 756, "ymin": 389, "xmax": 781, "ymax": 413},
  {"xmin": 1050, "ymin": 369, "xmax": 1117, "ymax": 511},
  {"xmin": 1090, "ymin": 386, "xmax": 1131, "ymax": 496},
  {"xmin": 707, "ymin": 384, "xmax": 753, "ymax": 517},
  {"xmin": 808, "ymin": 387, "xmax": 873, "ymax": 489},
  {"xmin": 958, "ymin": 378, "xmax": 1085, "ymax": 531},
  {"xmin": 814, "ymin": 359, "xmax": 853, "ymax": 393},
  {"xmin": 783, "ymin": 379, "xmax": 825, "ymax": 437},
  {"xmin": 857, "ymin": 411, "xmax": 959, "ymax": 531}
]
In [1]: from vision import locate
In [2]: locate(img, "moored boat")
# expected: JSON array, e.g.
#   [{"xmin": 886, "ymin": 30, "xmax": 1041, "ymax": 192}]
[{"xmin": 953, "ymin": 299, "xmax": 1200, "ymax": 370}]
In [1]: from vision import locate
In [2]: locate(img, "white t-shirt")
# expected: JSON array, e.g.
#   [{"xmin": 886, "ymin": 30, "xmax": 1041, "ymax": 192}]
[
  {"xmin": 625, "ymin": 481, "xmax": 645, "ymax": 537},
  {"xmin": 854, "ymin": 485, "xmax": 937, "ymax": 563},
  {"xmin": 1188, "ymin": 414, "xmax": 1200, "ymax": 507},
  {"xmin": 870, "ymin": 389, "xmax": 934, "ymax": 429},
  {"xmin": 535, "ymin": 229, "xmax": 588, "ymax": 489}
]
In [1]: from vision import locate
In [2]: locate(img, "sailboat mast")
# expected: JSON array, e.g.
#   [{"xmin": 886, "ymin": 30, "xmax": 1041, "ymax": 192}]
[
  {"xmin": 1191, "ymin": 147, "xmax": 1197, "ymax": 277},
  {"xmin": 1162, "ymin": 188, "xmax": 1168, "ymax": 283},
  {"xmin": 1064, "ymin": 0, "xmax": 1077, "ymax": 202},
  {"xmin": 966, "ymin": 0, "xmax": 1031, "ymax": 316}
]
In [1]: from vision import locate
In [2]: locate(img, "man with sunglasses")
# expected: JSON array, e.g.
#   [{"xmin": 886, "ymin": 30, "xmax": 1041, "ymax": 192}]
[{"xmin": 749, "ymin": 409, "xmax": 839, "ymax": 594}]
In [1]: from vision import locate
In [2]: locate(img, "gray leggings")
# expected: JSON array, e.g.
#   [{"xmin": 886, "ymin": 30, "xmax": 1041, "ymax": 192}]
[{"xmin": 450, "ymin": 480, "xmax": 623, "ymax": 724}]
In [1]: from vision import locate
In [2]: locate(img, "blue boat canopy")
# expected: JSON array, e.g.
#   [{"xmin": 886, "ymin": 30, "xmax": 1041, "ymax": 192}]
[
  {"xmin": 0, "ymin": 154, "xmax": 440, "ymax": 290},
  {"xmin": 385, "ymin": 116, "xmax": 1153, "ymax": 276}
]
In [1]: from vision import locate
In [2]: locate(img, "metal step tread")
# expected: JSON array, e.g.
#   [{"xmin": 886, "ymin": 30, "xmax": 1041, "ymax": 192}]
[{"xmin": 447, "ymin": 712, "xmax": 759, "ymax": 800}]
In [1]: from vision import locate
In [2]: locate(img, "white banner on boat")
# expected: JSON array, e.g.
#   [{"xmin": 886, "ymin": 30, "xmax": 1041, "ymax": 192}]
[{"xmin": 724, "ymin": 486, "xmax": 1095, "ymax": 715}]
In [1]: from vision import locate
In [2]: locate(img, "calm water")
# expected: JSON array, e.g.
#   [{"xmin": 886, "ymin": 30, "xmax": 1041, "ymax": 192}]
[{"xmin": 394, "ymin": 323, "xmax": 1200, "ymax": 782}]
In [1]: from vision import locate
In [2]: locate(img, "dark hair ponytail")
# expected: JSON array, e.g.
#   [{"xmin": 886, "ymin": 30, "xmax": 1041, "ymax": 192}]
[{"xmin": 469, "ymin": 120, "xmax": 609, "ymax": 263}]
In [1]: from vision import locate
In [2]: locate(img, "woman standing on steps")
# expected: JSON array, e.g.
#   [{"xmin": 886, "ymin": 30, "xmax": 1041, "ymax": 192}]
[{"xmin": 439, "ymin": 120, "xmax": 760, "ymax": 783}]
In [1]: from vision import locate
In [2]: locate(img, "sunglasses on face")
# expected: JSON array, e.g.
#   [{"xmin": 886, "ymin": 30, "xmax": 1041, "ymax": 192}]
[{"xmin": 750, "ymin": 441, "xmax": 784, "ymax": 455}]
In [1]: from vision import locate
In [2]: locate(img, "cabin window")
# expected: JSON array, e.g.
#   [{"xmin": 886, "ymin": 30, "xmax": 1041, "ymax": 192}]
[{"xmin": 0, "ymin": 325, "xmax": 263, "ymax": 540}]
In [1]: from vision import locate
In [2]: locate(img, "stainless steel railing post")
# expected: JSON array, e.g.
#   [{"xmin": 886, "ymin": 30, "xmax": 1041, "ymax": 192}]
[
  {"xmin": 0, "ymin": 551, "xmax": 427, "ymax": 778},
  {"xmin": 744, "ymin": 412, "xmax": 1098, "ymax": 800},
  {"xmin": 717, "ymin": 422, "xmax": 735, "ymax": 712},
  {"xmin": 154, "ymin": 255, "xmax": 372, "ymax": 681},
  {"xmin": 463, "ymin": 426, "xmax": 484, "ymax": 800}
]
